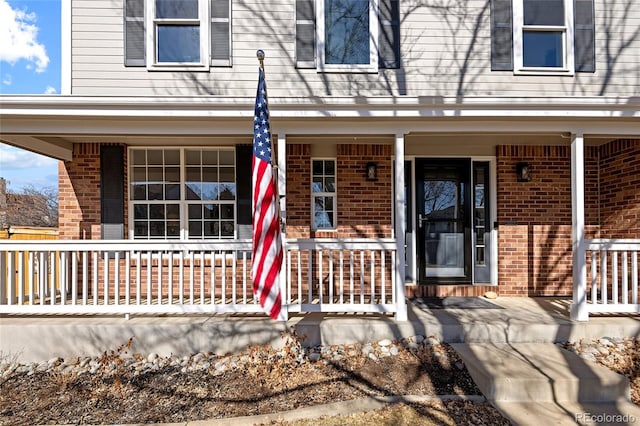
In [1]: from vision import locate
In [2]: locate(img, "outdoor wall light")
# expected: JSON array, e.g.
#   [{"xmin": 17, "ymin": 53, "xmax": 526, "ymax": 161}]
[
  {"xmin": 366, "ymin": 162, "xmax": 378, "ymax": 181},
  {"xmin": 516, "ymin": 162, "xmax": 531, "ymax": 182}
]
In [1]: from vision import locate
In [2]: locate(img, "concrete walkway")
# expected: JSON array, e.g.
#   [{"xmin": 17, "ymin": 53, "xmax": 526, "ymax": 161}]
[
  {"xmin": 2, "ymin": 297, "xmax": 640, "ymax": 425},
  {"xmin": 1, "ymin": 297, "xmax": 640, "ymax": 363},
  {"xmin": 453, "ymin": 342, "xmax": 640, "ymax": 425}
]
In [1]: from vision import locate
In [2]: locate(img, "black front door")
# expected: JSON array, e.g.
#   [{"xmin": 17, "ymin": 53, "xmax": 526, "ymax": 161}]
[{"xmin": 416, "ymin": 159, "xmax": 472, "ymax": 283}]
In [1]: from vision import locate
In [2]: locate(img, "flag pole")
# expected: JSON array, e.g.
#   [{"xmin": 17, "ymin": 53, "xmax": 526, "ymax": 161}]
[
  {"xmin": 255, "ymin": 50, "xmax": 282, "ymax": 231},
  {"xmin": 256, "ymin": 50, "xmax": 274, "ymax": 169},
  {"xmin": 254, "ymin": 50, "xmax": 287, "ymax": 321}
]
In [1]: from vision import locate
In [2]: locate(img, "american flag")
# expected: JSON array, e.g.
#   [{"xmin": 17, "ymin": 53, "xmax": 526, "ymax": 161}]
[{"xmin": 251, "ymin": 66, "xmax": 283, "ymax": 320}]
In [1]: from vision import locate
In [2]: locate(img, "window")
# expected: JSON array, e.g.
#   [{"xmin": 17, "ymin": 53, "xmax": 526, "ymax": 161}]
[
  {"xmin": 514, "ymin": 0, "xmax": 573, "ymax": 73},
  {"xmin": 295, "ymin": 0, "xmax": 399, "ymax": 70},
  {"xmin": 318, "ymin": 0, "xmax": 377, "ymax": 71},
  {"xmin": 312, "ymin": 159, "xmax": 337, "ymax": 230},
  {"xmin": 125, "ymin": 0, "xmax": 232, "ymax": 68},
  {"xmin": 147, "ymin": 0, "xmax": 208, "ymax": 69},
  {"xmin": 490, "ymin": 0, "xmax": 595, "ymax": 73},
  {"xmin": 130, "ymin": 148, "xmax": 236, "ymax": 239}
]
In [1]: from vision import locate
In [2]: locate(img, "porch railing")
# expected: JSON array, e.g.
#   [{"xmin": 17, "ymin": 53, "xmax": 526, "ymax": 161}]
[
  {"xmin": 0, "ymin": 238, "xmax": 399, "ymax": 318},
  {"xmin": 583, "ymin": 239, "xmax": 640, "ymax": 315}
]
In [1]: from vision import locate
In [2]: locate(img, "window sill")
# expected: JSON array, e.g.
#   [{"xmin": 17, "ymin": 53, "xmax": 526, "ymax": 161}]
[
  {"xmin": 146, "ymin": 63, "xmax": 211, "ymax": 72},
  {"xmin": 317, "ymin": 64, "xmax": 378, "ymax": 74},
  {"xmin": 514, "ymin": 67, "xmax": 575, "ymax": 76}
]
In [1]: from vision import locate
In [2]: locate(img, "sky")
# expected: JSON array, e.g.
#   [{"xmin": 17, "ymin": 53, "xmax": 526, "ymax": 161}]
[{"xmin": 0, "ymin": 0, "xmax": 61, "ymax": 192}]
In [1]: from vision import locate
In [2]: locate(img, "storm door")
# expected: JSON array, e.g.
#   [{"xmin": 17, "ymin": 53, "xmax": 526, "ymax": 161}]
[{"xmin": 416, "ymin": 159, "xmax": 471, "ymax": 282}]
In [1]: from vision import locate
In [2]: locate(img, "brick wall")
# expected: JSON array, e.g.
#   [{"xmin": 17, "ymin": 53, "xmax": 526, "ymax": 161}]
[
  {"xmin": 285, "ymin": 144, "xmax": 311, "ymax": 238},
  {"xmin": 496, "ymin": 140, "xmax": 638, "ymax": 296},
  {"xmin": 599, "ymin": 139, "xmax": 640, "ymax": 238},
  {"xmin": 335, "ymin": 144, "xmax": 392, "ymax": 238},
  {"xmin": 59, "ymin": 143, "xmax": 102, "ymax": 239},
  {"xmin": 58, "ymin": 143, "xmax": 128, "ymax": 240},
  {"xmin": 286, "ymin": 143, "xmax": 393, "ymax": 239},
  {"xmin": 496, "ymin": 145, "xmax": 576, "ymax": 296}
]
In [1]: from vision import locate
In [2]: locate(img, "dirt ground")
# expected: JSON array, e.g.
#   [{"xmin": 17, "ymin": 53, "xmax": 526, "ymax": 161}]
[{"xmin": 0, "ymin": 335, "xmax": 637, "ymax": 425}]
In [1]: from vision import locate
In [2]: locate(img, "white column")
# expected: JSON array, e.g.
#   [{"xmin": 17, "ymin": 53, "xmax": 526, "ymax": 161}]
[
  {"xmin": 394, "ymin": 134, "xmax": 407, "ymax": 321},
  {"xmin": 570, "ymin": 132, "xmax": 588, "ymax": 321},
  {"xmin": 277, "ymin": 133, "xmax": 288, "ymax": 321}
]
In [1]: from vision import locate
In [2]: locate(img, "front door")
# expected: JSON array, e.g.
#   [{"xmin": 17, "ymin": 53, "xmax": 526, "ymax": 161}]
[{"xmin": 416, "ymin": 159, "xmax": 472, "ymax": 283}]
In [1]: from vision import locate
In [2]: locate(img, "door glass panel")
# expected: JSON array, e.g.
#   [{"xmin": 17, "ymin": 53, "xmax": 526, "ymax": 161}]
[
  {"xmin": 417, "ymin": 160, "xmax": 470, "ymax": 281},
  {"xmin": 473, "ymin": 162, "xmax": 492, "ymax": 283}
]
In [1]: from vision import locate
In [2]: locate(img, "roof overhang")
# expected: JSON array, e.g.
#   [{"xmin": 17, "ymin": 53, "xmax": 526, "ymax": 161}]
[{"xmin": 1, "ymin": 95, "xmax": 639, "ymax": 159}]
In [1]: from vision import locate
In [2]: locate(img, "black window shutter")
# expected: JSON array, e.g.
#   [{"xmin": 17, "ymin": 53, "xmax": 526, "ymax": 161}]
[
  {"xmin": 379, "ymin": 0, "xmax": 400, "ymax": 68},
  {"xmin": 574, "ymin": 0, "xmax": 595, "ymax": 72},
  {"xmin": 296, "ymin": 0, "xmax": 316, "ymax": 68},
  {"xmin": 491, "ymin": 0, "xmax": 513, "ymax": 71},
  {"xmin": 211, "ymin": 0, "xmax": 232, "ymax": 65},
  {"xmin": 100, "ymin": 146, "xmax": 125, "ymax": 240},
  {"xmin": 236, "ymin": 145, "xmax": 253, "ymax": 239},
  {"xmin": 124, "ymin": 0, "xmax": 145, "ymax": 66}
]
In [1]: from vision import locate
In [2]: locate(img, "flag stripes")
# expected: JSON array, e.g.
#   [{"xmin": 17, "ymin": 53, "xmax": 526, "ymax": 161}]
[{"xmin": 251, "ymin": 66, "xmax": 283, "ymax": 320}]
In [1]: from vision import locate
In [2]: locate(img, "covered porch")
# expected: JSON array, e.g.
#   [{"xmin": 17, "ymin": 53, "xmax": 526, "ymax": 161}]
[{"xmin": 1, "ymin": 96, "xmax": 639, "ymax": 321}]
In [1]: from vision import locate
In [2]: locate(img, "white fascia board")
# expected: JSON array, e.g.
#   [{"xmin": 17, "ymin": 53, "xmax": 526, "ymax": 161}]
[
  {"xmin": 0, "ymin": 95, "xmax": 638, "ymax": 117},
  {"xmin": 0, "ymin": 96, "xmax": 638, "ymax": 137}
]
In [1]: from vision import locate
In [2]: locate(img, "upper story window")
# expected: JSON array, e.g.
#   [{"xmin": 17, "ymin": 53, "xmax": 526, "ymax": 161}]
[
  {"xmin": 296, "ymin": 0, "xmax": 400, "ymax": 71},
  {"xmin": 514, "ymin": 0, "xmax": 573, "ymax": 73},
  {"xmin": 152, "ymin": 0, "xmax": 207, "ymax": 66},
  {"xmin": 319, "ymin": 0, "xmax": 378, "ymax": 72},
  {"xmin": 124, "ymin": 0, "xmax": 232, "ymax": 69},
  {"xmin": 130, "ymin": 148, "xmax": 236, "ymax": 239},
  {"xmin": 490, "ymin": 0, "xmax": 595, "ymax": 74},
  {"xmin": 312, "ymin": 159, "xmax": 337, "ymax": 230}
]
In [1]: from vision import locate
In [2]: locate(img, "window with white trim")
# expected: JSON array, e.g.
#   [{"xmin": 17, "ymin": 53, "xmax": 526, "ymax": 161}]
[
  {"xmin": 513, "ymin": 0, "xmax": 574, "ymax": 74},
  {"xmin": 312, "ymin": 159, "xmax": 337, "ymax": 229},
  {"xmin": 125, "ymin": 0, "xmax": 232, "ymax": 68},
  {"xmin": 491, "ymin": 0, "xmax": 595, "ymax": 73},
  {"xmin": 147, "ymin": 0, "xmax": 209, "ymax": 69},
  {"xmin": 130, "ymin": 148, "xmax": 236, "ymax": 239},
  {"xmin": 317, "ymin": 0, "xmax": 379, "ymax": 72}
]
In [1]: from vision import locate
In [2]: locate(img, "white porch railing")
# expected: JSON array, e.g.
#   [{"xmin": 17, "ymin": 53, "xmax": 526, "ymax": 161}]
[
  {"xmin": 0, "ymin": 238, "xmax": 399, "ymax": 319},
  {"xmin": 583, "ymin": 239, "xmax": 640, "ymax": 315}
]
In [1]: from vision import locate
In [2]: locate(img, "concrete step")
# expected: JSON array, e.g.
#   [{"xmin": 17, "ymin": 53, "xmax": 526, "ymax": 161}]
[{"xmin": 451, "ymin": 343, "xmax": 630, "ymax": 403}]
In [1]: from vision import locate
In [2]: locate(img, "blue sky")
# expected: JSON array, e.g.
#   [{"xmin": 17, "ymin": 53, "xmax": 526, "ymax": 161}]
[{"xmin": 0, "ymin": 0, "xmax": 61, "ymax": 192}]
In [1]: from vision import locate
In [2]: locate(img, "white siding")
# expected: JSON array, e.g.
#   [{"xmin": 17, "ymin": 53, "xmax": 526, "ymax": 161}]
[{"xmin": 71, "ymin": 0, "xmax": 640, "ymax": 97}]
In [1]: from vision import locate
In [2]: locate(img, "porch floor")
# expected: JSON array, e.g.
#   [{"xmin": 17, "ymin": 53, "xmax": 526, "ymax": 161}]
[{"xmin": 1, "ymin": 297, "xmax": 639, "ymax": 363}]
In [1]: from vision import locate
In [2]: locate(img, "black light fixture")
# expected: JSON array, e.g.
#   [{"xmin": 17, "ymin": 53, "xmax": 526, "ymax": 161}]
[
  {"xmin": 365, "ymin": 162, "xmax": 378, "ymax": 181},
  {"xmin": 516, "ymin": 162, "xmax": 531, "ymax": 182}
]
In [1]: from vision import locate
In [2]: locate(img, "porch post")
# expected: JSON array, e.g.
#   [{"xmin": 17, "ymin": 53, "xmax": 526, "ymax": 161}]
[
  {"xmin": 277, "ymin": 133, "xmax": 288, "ymax": 320},
  {"xmin": 394, "ymin": 133, "xmax": 408, "ymax": 321},
  {"xmin": 570, "ymin": 132, "xmax": 588, "ymax": 321}
]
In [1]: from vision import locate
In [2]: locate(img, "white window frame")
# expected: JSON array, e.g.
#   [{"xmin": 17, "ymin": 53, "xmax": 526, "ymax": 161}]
[
  {"xmin": 128, "ymin": 147, "xmax": 237, "ymax": 240},
  {"xmin": 311, "ymin": 158, "xmax": 338, "ymax": 231},
  {"xmin": 513, "ymin": 0, "xmax": 574, "ymax": 75},
  {"xmin": 146, "ymin": 0, "xmax": 210, "ymax": 71},
  {"xmin": 317, "ymin": 0, "xmax": 379, "ymax": 73}
]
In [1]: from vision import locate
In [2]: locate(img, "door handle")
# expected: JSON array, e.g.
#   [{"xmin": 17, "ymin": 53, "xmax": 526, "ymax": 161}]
[{"xmin": 418, "ymin": 213, "xmax": 423, "ymax": 228}]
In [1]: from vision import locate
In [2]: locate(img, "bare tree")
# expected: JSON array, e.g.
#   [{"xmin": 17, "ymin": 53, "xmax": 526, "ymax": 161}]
[{"xmin": 5, "ymin": 185, "xmax": 58, "ymax": 227}]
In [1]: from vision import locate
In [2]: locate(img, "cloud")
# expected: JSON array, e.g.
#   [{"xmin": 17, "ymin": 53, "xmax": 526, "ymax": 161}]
[
  {"xmin": 0, "ymin": 0, "xmax": 49, "ymax": 73},
  {"xmin": 2, "ymin": 73, "xmax": 11, "ymax": 86},
  {"xmin": 44, "ymin": 85, "xmax": 56, "ymax": 94},
  {"xmin": 0, "ymin": 144, "xmax": 58, "ymax": 171}
]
